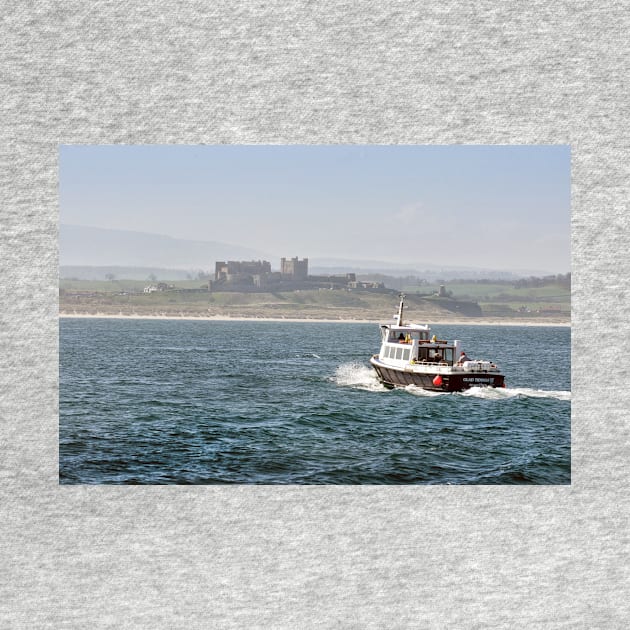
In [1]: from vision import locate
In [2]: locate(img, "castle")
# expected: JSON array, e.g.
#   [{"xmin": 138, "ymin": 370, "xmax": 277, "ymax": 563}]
[{"xmin": 211, "ymin": 256, "xmax": 384, "ymax": 292}]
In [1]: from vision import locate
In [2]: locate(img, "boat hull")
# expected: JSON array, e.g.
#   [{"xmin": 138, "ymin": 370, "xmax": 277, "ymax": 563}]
[{"xmin": 370, "ymin": 358, "xmax": 505, "ymax": 392}]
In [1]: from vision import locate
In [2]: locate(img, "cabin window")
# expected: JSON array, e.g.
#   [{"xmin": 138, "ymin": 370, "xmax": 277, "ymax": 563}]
[
  {"xmin": 443, "ymin": 348, "xmax": 454, "ymax": 364},
  {"xmin": 395, "ymin": 347, "xmax": 403, "ymax": 360},
  {"xmin": 402, "ymin": 348, "xmax": 410, "ymax": 361}
]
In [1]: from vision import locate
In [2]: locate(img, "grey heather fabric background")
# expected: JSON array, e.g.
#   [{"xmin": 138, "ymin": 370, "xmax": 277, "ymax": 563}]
[{"xmin": 1, "ymin": 1, "xmax": 628, "ymax": 628}]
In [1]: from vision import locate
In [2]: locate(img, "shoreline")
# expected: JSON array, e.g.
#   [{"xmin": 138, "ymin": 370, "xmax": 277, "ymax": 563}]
[{"xmin": 59, "ymin": 312, "xmax": 570, "ymax": 327}]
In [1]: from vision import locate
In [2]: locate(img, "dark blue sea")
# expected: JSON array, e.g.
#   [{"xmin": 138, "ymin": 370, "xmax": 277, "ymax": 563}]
[{"xmin": 59, "ymin": 318, "xmax": 571, "ymax": 485}]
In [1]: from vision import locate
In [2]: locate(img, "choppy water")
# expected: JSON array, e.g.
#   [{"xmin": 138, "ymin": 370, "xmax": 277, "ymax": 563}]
[{"xmin": 60, "ymin": 318, "xmax": 571, "ymax": 484}]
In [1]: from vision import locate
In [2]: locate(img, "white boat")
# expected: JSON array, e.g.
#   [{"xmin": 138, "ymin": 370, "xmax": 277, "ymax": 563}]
[{"xmin": 369, "ymin": 294, "xmax": 505, "ymax": 391}]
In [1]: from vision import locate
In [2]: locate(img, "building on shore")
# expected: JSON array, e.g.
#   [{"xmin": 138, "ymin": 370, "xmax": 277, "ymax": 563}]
[{"xmin": 210, "ymin": 256, "xmax": 384, "ymax": 292}]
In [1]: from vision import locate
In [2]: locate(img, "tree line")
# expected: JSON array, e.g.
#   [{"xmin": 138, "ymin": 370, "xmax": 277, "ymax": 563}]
[{"xmin": 511, "ymin": 273, "xmax": 571, "ymax": 289}]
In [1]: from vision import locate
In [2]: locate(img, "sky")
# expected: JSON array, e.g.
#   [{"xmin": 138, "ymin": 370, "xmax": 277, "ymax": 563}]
[{"xmin": 59, "ymin": 145, "xmax": 571, "ymax": 273}]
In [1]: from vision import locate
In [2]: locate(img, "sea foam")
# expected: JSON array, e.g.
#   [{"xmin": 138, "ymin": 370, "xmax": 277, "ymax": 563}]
[
  {"xmin": 460, "ymin": 386, "xmax": 571, "ymax": 401},
  {"xmin": 333, "ymin": 362, "xmax": 387, "ymax": 392}
]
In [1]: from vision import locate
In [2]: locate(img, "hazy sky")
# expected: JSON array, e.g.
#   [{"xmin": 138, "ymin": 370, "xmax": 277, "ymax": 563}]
[{"xmin": 59, "ymin": 145, "xmax": 571, "ymax": 273}]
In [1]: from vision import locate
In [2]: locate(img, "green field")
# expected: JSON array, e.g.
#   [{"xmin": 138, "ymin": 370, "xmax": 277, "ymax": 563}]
[
  {"xmin": 59, "ymin": 286, "xmax": 475, "ymax": 320},
  {"xmin": 59, "ymin": 279, "xmax": 570, "ymax": 321},
  {"xmin": 60, "ymin": 278, "xmax": 208, "ymax": 292},
  {"xmin": 403, "ymin": 282, "xmax": 569, "ymax": 301},
  {"xmin": 403, "ymin": 282, "xmax": 570, "ymax": 315},
  {"xmin": 60, "ymin": 287, "xmax": 395, "ymax": 311}
]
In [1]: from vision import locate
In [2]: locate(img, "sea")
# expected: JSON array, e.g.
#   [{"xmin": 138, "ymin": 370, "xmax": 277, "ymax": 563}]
[{"xmin": 59, "ymin": 318, "xmax": 571, "ymax": 485}]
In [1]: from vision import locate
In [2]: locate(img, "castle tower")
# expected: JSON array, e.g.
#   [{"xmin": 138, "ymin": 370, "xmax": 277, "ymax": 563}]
[{"xmin": 281, "ymin": 257, "xmax": 308, "ymax": 279}]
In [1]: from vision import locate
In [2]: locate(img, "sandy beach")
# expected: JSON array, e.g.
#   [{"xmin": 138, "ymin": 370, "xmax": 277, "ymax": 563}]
[{"xmin": 59, "ymin": 311, "xmax": 570, "ymax": 327}]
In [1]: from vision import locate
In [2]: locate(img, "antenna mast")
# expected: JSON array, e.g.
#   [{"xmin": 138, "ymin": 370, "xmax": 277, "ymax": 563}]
[{"xmin": 396, "ymin": 293, "xmax": 405, "ymax": 326}]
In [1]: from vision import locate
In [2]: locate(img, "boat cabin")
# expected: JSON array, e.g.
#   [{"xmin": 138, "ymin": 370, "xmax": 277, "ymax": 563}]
[
  {"xmin": 379, "ymin": 323, "xmax": 461, "ymax": 367},
  {"xmin": 377, "ymin": 294, "xmax": 461, "ymax": 367}
]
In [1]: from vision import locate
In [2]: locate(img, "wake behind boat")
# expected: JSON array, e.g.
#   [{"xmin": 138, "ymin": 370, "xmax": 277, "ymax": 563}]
[{"xmin": 370, "ymin": 294, "xmax": 505, "ymax": 392}]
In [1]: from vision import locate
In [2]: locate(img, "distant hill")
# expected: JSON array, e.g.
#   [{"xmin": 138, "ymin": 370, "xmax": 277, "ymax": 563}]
[
  {"xmin": 60, "ymin": 224, "xmax": 272, "ymax": 269},
  {"xmin": 309, "ymin": 262, "xmax": 523, "ymax": 281},
  {"xmin": 308, "ymin": 258, "xmax": 550, "ymax": 279},
  {"xmin": 60, "ymin": 224, "xmax": 552, "ymax": 280}
]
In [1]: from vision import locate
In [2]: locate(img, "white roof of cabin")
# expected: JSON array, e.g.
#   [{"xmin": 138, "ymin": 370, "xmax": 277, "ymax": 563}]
[{"xmin": 383, "ymin": 324, "xmax": 431, "ymax": 331}]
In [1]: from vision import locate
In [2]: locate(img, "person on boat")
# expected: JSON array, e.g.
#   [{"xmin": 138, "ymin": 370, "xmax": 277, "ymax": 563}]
[
  {"xmin": 398, "ymin": 333, "xmax": 405, "ymax": 342},
  {"xmin": 457, "ymin": 351, "xmax": 470, "ymax": 365}
]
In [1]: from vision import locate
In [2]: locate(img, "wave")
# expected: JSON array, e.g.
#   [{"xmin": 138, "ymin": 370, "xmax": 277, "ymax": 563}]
[
  {"xmin": 333, "ymin": 362, "xmax": 387, "ymax": 392},
  {"xmin": 459, "ymin": 386, "xmax": 571, "ymax": 401},
  {"xmin": 333, "ymin": 364, "xmax": 570, "ymax": 400},
  {"xmin": 404, "ymin": 385, "xmax": 448, "ymax": 398}
]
